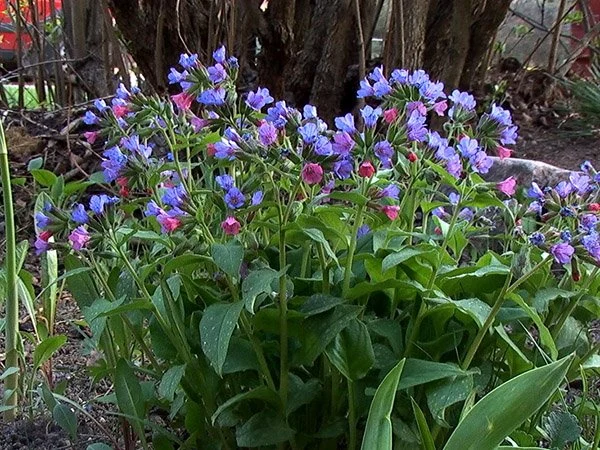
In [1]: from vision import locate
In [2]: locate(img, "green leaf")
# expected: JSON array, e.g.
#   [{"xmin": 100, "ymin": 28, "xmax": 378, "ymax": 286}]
[
  {"xmin": 361, "ymin": 358, "xmax": 406, "ymax": 450},
  {"xmin": 158, "ymin": 365, "xmax": 186, "ymax": 402},
  {"xmin": 86, "ymin": 443, "xmax": 113, "ymax": 450},
  {"xmin": 223, "ymin": 337, "xmax": 260, "ymax": 374},
  {"xmin": 211, "ymin": 386, "xmax": 280, "ymax": 426},
  {"xmin": 64, "ymin": 255, "xmax": 98, "ymax": 308},
  {"xmin": 287, "ymin": 374, "xmax": 321, "ymax": 415},
  {"xmin": 398, "ymin": 359, "xmax": 471, "ymax": 390},
  {"xmin": 0, "ymin": 367, "xmax": 19, "ymax": 380},
  {"xmin": 30, "ymin": 169, "xmax": 57, "ymax": 187},
  {"xmin": 443, "ymin": 354, "xmax": 574, "ymax": 450},
  {"xmin": 295, "ymin": 305, "xmax": 362, "ymax": 366},
  {"xmin": 303, "ymin": 228, "xmax": 339, "ymax": 267},
  {"xmin": 236, "ymin": 409, "xmax": 295, "ymax": 447},
  {"xmin": 27, "ymin": 156, "xmax": 43, "ymax": 171},
  {"xmin": 242, "ymin": 268, "xmax": 279, "ymax": 313},
  {"xmin": 53, "ymin": 403, "xmax": 78, "ymax": 441},
  {"xmin": 426, "ymin": 374, "xmax": 473, "ymax": 426},
  {"xmin": 325, "ymin": 319, "xmax": 374, "ymax": 381},
  {"xmin": 114, "ymin": 359, "xmax": 145, "ymax": 436},
  {"xmin": 200, "ymin": 301, "xmax": 244, "ymax": 375},
  {"xmin": 411, "ymin": 398, "xmax": 435, "ymax": 450},
  {"xmin": 33, "ymin": 335, "xmax": 67, "ymax": 370},
  {"xmin": 211, "ymin": 240, "xmax": 244, "ymax": 280},
  {"xmin": 299, "ymin": 294, "xmax": 344, "ymax": 316},
  {"xmin": 542, "ymin": 411, "xmax": 581, "ymax": 449},
  {"xmin": 381, "ymin": 247, "xmax": 437, "ymax": 272}
]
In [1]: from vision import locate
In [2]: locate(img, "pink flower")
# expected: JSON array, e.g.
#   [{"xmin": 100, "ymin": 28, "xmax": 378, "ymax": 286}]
[
  {"xmin": 157, "ymin": 213, "xmax": 182, "ymax": 233},
  {"xmin": 383, "ymin": 108, "xmax": 398, "ymax": 124},
  {"xmin": 83, "ymin": 131, "xmax": 99, "ymax": 144},
  {"xmin": 497, "ymin": 176, "xmax": 517, "ymax": 196},
  {"xmin": 221, "ymin": 216, "xmax": 241, "ymax": 235},
  {"xmin": 172, "ymin": 92, "xmax": 194, "ymax": 111},
  {"xmin": 68, "ymin": 226, "xmax": 90, "ymax": 251},
  {"xmin": 117, "ymin": 177, "xmax": 130, "ymax": 197},
  {"xmin": 358, "ymin": 161, "xmax": 375, "ymax": 178},
  {"xmin": 433, "ymin": 100, "xmax": 448, "ymax": 116},
  {"xmin": 190, "ymin": 116, "xmax": 209, "ymax": 132},
  {"xmin": 382, "ymin": 205, "xmax": 400, "ymax": 220},
  {"xmin": 407, "ymin": 152, "xmax": 418, "ymax": 163},
  {"xmin": 39, "ymin": 230, "xmax": 53, "ymax": 241},
  {"xmin": 112, "ymin": 105, "xmax": 129, "ymax": 118},
  {"xmin": 301, "ymin": 163, "xmax": 324, "ymax": 185},
  {"xmin": 497, "ymin": 146, "xmax": 512, "ymax": 159}
]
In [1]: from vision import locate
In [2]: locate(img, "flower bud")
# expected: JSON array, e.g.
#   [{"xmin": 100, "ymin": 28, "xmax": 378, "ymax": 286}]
[
  {"xmin": 407, "ymin": 152, "xmax": 418, "ymax": 163},
  {"xmin": 358, "ymin": 161, "xmax": 375, "ymax": 178}
]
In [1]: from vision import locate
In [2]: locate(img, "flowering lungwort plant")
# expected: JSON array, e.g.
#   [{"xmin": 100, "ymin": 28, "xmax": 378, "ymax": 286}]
[{"xmin": 36, "ymin": 47, "xmax": 600, "ymax": 449}]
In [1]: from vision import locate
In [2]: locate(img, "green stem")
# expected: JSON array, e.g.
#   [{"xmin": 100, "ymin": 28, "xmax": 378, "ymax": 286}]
[
  {"xmin": 461, "ymin": 256, "xmax": 552, "ymax": 370},
  {"xmin": 239, "ymin": 312, "xmax": 276, "ymax": 391},
  {"xmin": 278, "ymin": 228, "xmax": 289, "ymax": 412},
  {"xmin": 1, "ymin": 121, "xmax": 19, "ymax": 421},
  {"xmin": 347, "ymin": 379, "xmax": 357, "ymax": 450},
  {"xmin": 342, "ymin": 204, "xmax": 366, "ymax": 297},
  {"xmin": 317, "ymin": 243, "xmax": 330, "ymax": 294}
]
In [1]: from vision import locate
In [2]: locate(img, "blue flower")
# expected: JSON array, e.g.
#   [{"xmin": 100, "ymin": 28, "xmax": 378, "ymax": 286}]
[
  {"xmin": 122, "ymin": 135, "xmax": 152, "ymax": 159},
  {"xmin": 213, "ymin": 46, "xmax": 226, "ymax": 64},
  {"xmin": 216, "ymin": 174, "xmax": 235, "ymax": 191},
  {"xmin": 179, "ymin": 53, "xmax": 198, "ymax": 69},
  {"xmin": 469, "ymin": 150, "xmax": 493, "ymax": 174},
  {"xmin": 333, "ymin": 159, "xmax": 353, "ymax": 179},
  {"xmin": 298, "ymin": 122, "xmax": 319, "ymax": 145},
  {"xmin": 500, "ymin": 126, "xmax": 518, "ymax": 145},
  {"xmin": 83, "ymin": 111, "xmax": 100, "ymax": 125},
  {"xmin": 71, "ymin": 204, "xmax": 89, "ymax": 224},
  {"xmin": 569, "ymin": 172, "xmax": 591, "ymax": 195},
  {"xmin": 214, "ymin": 139, "xmax": 239, "ymax": 160},
  {"xmin": 406, "ymin": 110, "xmax": 427, "ymax": 142},
  {"xmin": 145, "ymin": 200, "xmax": 163, "ymax": 217},
  {"xmin": 251, "ymin": 191, "xmax": 264, "ymax": 206},
  {"xmin": 458, "ymin": 208, "xmax": 474, "ymax": 221},
  {"xmin": 419, "ymin": 81, "xmax": 446, "ymax": 102},
  {"xmin": 380, "ymin": 184, "xmax": 400, "ymax": 199},
  {"xmin": 246, "ymin": 87, "xmax": 274, "ymax": 111},
  {"xmin": 560, "ymin": 230, "xmax": 572, "ymax": 242},
  {"xmin": 101, "ymin": 146, "xmax": 127, "ymax": 182},
  {"xmin": 373, "ymin": 80, "xmax": 392, "ymax": 98},
  {"xmin": 224, "ymin": 187, "xmax": 245, "ymax": 209},
  {"xmin": 224, "ymin": 127, "xmax": 242, "ymax": 143},
  {"xmin": 198, "ymin": 88, "xmax": 226, "ymax": 106},
  {"xmin": 360, "ymin": 105, "xmax": 382, "ymax": 128},
  {"xmin": 527, "ymin": 201, "xmax": 543, "ymax": 215},
  {"xmin": 314, "ymin": 136, "xmax": 333, "ymax": 156},
  {"xmin": 115, "ymin": 83, "xmax": 131, "ymax": 99},
  {"xmin": 303, "ymin": 105, "xmax": 317, "ymax": 120},
  {"xmin": 267, "ymin": 101, "xmax": 289, "ymax": 123},
  {"xmin": 162, "ymin": 185, "xmax": 187, "ymax": 208},
  {"xmin": 357, "ymin": 79, "xmax": 374, "ymax": 98},
  {"xmin": 258, "ymin": 121, "xmax": 278, "ymax": 146},
  {"xmin": 89, "ymin": 195, "xmax": 119, "ymax": 215},
  {"xmin": 35, "ymin": 212, "xmax": 51, "ymax": 229},
  {"xmin": 390, "ymin": 69, "xmax": 409, "ymax": 85},
  {"xmin": 374, "ymin": 140, "xmax": 394, "ymax": 166},
  {"xmin": 449, "ymin": 192, "xmax": 460, "ymax": 205},
  {"xmin": 581, "ymin": 214, "xmax": 599, "ymax": 231},
  {"xmin": 408, "ymin": 70, "xmax": 430, "ymax": 87},
  {"xmin": 207, "ymin": 64, "xmax": 227, "ymax": 83},
  {"xmin": 529, "ymin": 232, "xmax": 546, "ymax": 246},
  {"xmin": 445, "ymin": 154, "xmax": 462, "ymax": 179},
  {"xmin": 357, "ymin": 224, "xmax": 371, "ymax": 238},
  {"xmin": 334, "ymin": 113, "xmax": 356, "ymax": 134},
  {"xmin": 582, "ymin": 232, "xmax": 600, "ymax": 260},
  {"xmin": 227, "ymin": 56, "xmax": 239, "ymax": 68},
  {"xmin": 168, "ymin": 67, "xmax": 188, "ymax": 85},
  {"xmin": 448, "ymin": 89, "xmax": 476, "ymax": 111},
  {"xmin": 555, "ymin": 181, "xmax": 573, "ymax": 198},
  {"xmin": 457, "ymin": 136, "xmax": 479, "ymax": 159},
  {"xmin": 94, "ymin": 99, "xmax": 109, "ymax": 113},
  {"xmin": 489, "ymin": 103, "xmax": 512, "ymax": 126},
  {"xmin": 526, "ymin": 182, "xmax": 545, "ymax": 201}
]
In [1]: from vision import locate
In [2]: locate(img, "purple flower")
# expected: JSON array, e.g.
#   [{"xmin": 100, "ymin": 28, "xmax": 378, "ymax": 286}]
[
  {"xmin": 407, "ymin": 101, "xmax": 427, "ymax": 116},
  {"xmin": 89, "ymin": 195, "xmax": 119, "ymax": 215},
  {"xmin": 357, "ymin": 79, "xmax": 374, "ymax": 98},
  {"xmin": 390, "ymin": 69, "xmax": 409, "ymax": 85},
  {"xmin": 373, "ymin": 80, "xmax": 392, "ymax": 97},
  {"xmin": 216, "ymin": 174, "xmax": 234, "ymax": 191},
  {"xmin": 214, "ymin": 139, "xmax": 239, "ymax": 160},
  {"xmin": 35, "ymin": 212, "xmax": 51, "ymax": 229},
  {"xmin": 419, "ymin": 80, "xmax": 446, "ymax": 102},
  {"xmin": 458, "ymin": 208, "xmax": 474, "ymax": 221},
  {"xmin": 582, "ymin": 232, "xmax": 600, "ymax": 260},
  {"xmin": 313, "ymin": 136, "xmax": 332, "ymax": 156},
  {"xmin": 207, "ymin": 63, "xmax": 227, "ymax": 83},
  {"xmin": 162, "ymin": 185, "xmax": 187, "ymax": 208},
  {"xmin": 213, "ymin": 46, "xmax": 226, "ymax": 64},
  {"xmin": 581, "ymin": 214, "xmax": 599, "ymax": 231},
  {"xmin": 374, "ymin": 140, "xmax": 394, "ymax": 166},
  {"xmin": 457, "ymin": 137, "xmax": 479, "ymax": 159},
  {"xmin": 550, "ymin": 243, "xmax": 575, "ymax": 265},
  {"xmin": 527, "ymin": 182, "xmax": 545, "ymax": 201},
  {"xmin": 445, "ymin": 154, "xmax": 462, "ymax": 179},
  {"xmin": 527, "ymin": 201, "xmax": 543, "ymax": 215},
  {"xmin": 332, "ymin": 132, "xmax": 355, "ymax": 156},
  {"xmin": 432, "ymin": 207, "xmax": 446, "ymax": 219},
  {"xmin": 408, "ymin": 70, "xmax": 430, "ymax": 87},
  {"xmin": 555, "ymin": 181, "xmax": 573, "ymax": 198},
  {"xmin": 360, "ymin": 105, "xmax": 382, "ymax": 128},
  {"xmin": 227, "ymin": 56, "xmax": 239, "ymax": 68},
  {"xmin": 116, "ymin": 83, "xmax": 132, "ymax": 99},
  {"xmin": 246, "ymin": 87, "xmax": 274, "ymax": 111},
  {"xmin": 406, "ymin": 110, "xmax": 428, "ymax": 142},
  {"xmin": 258, "ymin": 121, "xmax": 278, "ymax": 146},
  {"xmin": 251, "ymin": 191, "xmax": 264, "ymax": 206},
  {"xmin": 122, "ymin": 135, "xmax": 152, "ymax": 159},
  {"xmin": 357, "ymin": 224, "xmax": 371, "ymax": 238},
  {"xmin": 224, "ymin": 187, "xmax": 245, "ymax": 209},
  {"xmin": 198, "ymin": 88, "xmax": 226, "ymax": 106},
  {"xmin": 69, "ymin": 226, "xmax": 90, "ymax": 251},
  {"xmin": 581, "ymin": 161, "xmax": 594, "ymax": 174},
  {"xmin": 83, "ymin": 111, "xmax": 99, "ymax": 125},
  {"xmin": 335, "ymin": 113, "xmax": 356, "ymax": 134},
  {"xmin": 34, "ymin": 236, "xmax": 50, "ymax": 255},
  {"xmin": 71, "ymin": 204, "xmax": 89, "ymax": 224},
  {"xmin": 333, "ymin": 159, "xmax": 353, "ymax": 179},
  {"xmin": 449, "ymin": 192, "xmax": 460, "ymax": 205},
  {"xmin": 529, "ymin": 232, "xmax": 545, "ymax": 246},
  {"xmin": 469, "ymin": 151, "xmax": 493, "ymax": 174},
  {"xmin": 298, "ymin": 122, "xmax": 319, "ymax": 145},
  {"xmin": 569, "ymin": 172, "xmax": 591, "ymax": 195},
  {"xmin": 94, "ymin": 99, "xmax": 108, "ymax": 113},
  {"xmin": 179, "ymin": 53, "xmax": 198, "ymax": 69},
  {"xmin": 266, "ymin": 101, "xmax": 289, "ymax": 123},
  {"xmin": 448, "ymin": 89, "xmax": 476, "ymax": 117},
  {"xmin": 489, "ymin": 104, "xmax": 512, "ymax": 126},
  {"xmin": 380, "ymin": 184, "xmax": 400, "ymax": 200},
  {"xmin": 145, "ymin": 200, "xmax": 163, "ymax": 217},
  {"xmin": 500, "ymin": 126, "xmax": 518, "ymax": 145},
  {"xmin": 101, "ymin": 146, "xmax": 127, "ymax": 182},
  {"xmin": 168, "ymin": 68, "xmax": 187, "ymax": 85}
]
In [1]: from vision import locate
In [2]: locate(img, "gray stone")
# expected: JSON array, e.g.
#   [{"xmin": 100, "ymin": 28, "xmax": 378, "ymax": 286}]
[{"xmin": 484, "ymin": 156, "xmax": 573, "ymax": 187}]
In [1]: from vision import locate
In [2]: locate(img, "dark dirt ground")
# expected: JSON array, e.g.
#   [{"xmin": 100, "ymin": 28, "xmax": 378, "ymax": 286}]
[{"xmin": 0, "ymin": 77, "xmax": 598, "ymax": 449}]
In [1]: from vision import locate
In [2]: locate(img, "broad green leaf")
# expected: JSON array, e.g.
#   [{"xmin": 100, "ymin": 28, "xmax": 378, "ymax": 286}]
[
  {"xmin": 325, "ymin": 319, "xmax": 375, "ymax": 381},
  {"xmin": 236, "ymin": 409, "xmax": 295, "ymax": 447},
  {"xmin": 0, "ymin": 367, "xmax": 19, "ymax": 380},
  {"xmin": 299, "ymin": 294, "xmax": 344, "ymax": 316},
  {"xmin": 30, "ymin": 169, "xmax": 57, "ymax": 187},
  {"xmin": 164, "ymin": 254, "xmax": 212, "ymax": 275},
  {"xmin": 443, "ymin": 354, "xmax": 574, "ymax": 450},
  {"xmin": 211, "ymin": 240, "xmax": 244, "ymax": 279},
  {"xmin": 438, "ymin": 264, "xmax": 510, "ymax": 296},
  {"xmin": 294, "ymin": 305, "xmax": 362, "ymax": 366},
  {"xmin": 158, "ymin": 365, "xmax": 186, "ymax": 402},
  {"xmin": 211, "ymin": 386, "xmax": 280, "ymax": 426},
  {"xmin": 33, "ymin": 335, "xmax": 67, "ymax": 370},
  {"xmin": 64, "ymin": 255, "xmax": 98, "ymax": 308},
  {"xmin": 200, "ymin": 301, "xmax": 244, "ymax": 375},
  {"xmin": 287, "ymin": 374, "xmax": 321, "ymax": 415},
  {"xmin": 398, "ymin": 359, "xmax": 471, "ymax": 390},
  {"xmin": 361, "ymin": 358, "xmax": 406, "ymax": 450},
  {"xmin": 53, "ymin": 403, "xmax": 78, "ymax": 441},
  {"xmin": 532, "ymin": 288, "xmax": 577, "ymax": 314},
  {"xmin": 411, "ymin": 398, "xmax": 435, "ymax": 450},
  {"xmin": 303, "ymin": 228, "xmax": 339, "ymax": 267},
  {"xmin": 381, "ymin": 247, "xmax": 437, "ymax": 272},
  {"xmin": 429, "ymin": 297, "xmax": 492, "ymax": 328},
  {"xmin": 223, "ymin": 337, "xmax": 260, "ymax": 374},
  {"xmin": 114, "ymin": 359, "xmax": 145, "ymax": 436},
  {"xmin": 426, "ymin": 374, "xmax": 473, "ymax": 426},
  {"xmin": 242, "ymin": 268, "xmax": 279, "ymax": 312},
  {"xmin": 542, "ymin": 411, "xmax": 581, "ymax": 449},
  {"xmin": 86, "ymin": 445, "xmax": 113, "ymax": 450},
  {"xmin": 27, "ymin": 156, "xmax": 43, "ymax": 171}
]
